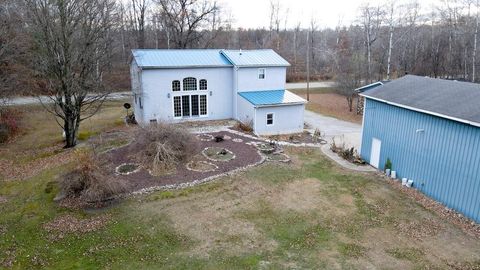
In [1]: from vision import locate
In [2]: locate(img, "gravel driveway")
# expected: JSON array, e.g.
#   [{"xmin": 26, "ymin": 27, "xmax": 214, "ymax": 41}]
[{"xmin": 304, "ymin": 110, "xmax": 362, "ymax": 149}]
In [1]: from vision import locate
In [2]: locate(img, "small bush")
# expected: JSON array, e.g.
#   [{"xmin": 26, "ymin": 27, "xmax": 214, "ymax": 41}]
[
  {"xmin": 234, "ymin": 120, "xmax": 253, "ymax": 133},
  {"xmin": 0, "ymin": 108, "xmax": 20, "ymax": 143},
  {"xmin": 60, "ymin": 151, "xmax": 128, "ymax": 203},
  {"xmin": 131, "ymin": 123, "xmax": 199, "ymax": 176}
]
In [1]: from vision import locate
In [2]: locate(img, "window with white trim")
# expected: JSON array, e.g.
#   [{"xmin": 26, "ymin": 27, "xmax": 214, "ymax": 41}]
[
  {"xmin": 258, "ymin": 68, "xmax": 266, "ymax": 79},
  {"xmin": 199, "ymin": 79, "xmax": 207, "ymax": 90},
  {"xmin": 172, "ymin": 80, "xmax": 180, "ymax": 91},
  {"xmin": 266, "ymin": 113, "xmax": 274, "ymax": 125},
  {"xmin": 183, "ymin": 77, "xmax": 197, "ymax": 91}
]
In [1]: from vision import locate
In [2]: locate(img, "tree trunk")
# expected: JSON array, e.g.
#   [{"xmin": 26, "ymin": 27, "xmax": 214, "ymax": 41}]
[
  {"xmin": 387, "ymin": 25, "xmax": 394, "ymax": 80},
  {"xmin": 64, "ymin": 115, "xmax": 78, "ymax": 148},
  {"xmin": 473, "ymin": 9, "xmax": 478, "ymax": 82}
]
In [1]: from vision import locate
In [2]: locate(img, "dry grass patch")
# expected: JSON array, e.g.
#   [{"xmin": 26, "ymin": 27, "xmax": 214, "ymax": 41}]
[
  {"xmin": 269, "ymin": 178, "xmax": 355, "ymax": 217},
  {"xmin": 138, "ymin": 177, "xmax": 277, "ymax": 257}
]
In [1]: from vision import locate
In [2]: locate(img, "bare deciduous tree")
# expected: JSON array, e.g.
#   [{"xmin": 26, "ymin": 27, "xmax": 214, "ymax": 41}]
[
  {"xmin": 26, "ymin": 0, "xmax": 115, "ymax": 148},
  {"xmin": 155, "ymin": 0, "xmax": 220, "ymax": 49}
]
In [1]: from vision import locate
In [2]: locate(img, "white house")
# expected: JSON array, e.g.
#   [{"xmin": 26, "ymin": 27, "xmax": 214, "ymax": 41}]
[{"xmin": 130, "ymin": 49, "xmax": 307, "ymax": 135}]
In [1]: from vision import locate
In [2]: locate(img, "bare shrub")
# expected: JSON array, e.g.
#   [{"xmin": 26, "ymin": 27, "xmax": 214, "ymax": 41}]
[
  {"xmin": 234, "ymin": 120, "xmax": 253, "ymax": 133},
  {"xmin": 131, "ymin": 123, "xmax": 199, "ymax": 176},
  {"xmin": 0, "ymin": 108, "xmax": 20, "ymax": 143},
  {"xmin": 330, "ymin": 137, "xmax": 366, "ymax": 165},
  {"xmin": 60, "ymin": 151, "xmax": 128, "ymax": 203}
]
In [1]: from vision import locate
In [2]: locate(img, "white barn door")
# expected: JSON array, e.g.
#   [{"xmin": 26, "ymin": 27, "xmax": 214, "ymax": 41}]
[{"xmin": 370, "ymin": 138, "xmax": 381, "ymax": 169}]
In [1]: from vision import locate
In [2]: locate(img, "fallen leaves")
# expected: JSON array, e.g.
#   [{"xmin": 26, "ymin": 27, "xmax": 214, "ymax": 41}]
[{"xmin": 43, "ymin": 214, "xmax": 110, "ymax": 235}]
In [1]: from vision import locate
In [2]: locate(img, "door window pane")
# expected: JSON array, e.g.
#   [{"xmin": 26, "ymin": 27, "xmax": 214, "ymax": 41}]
[
  {"xmin": 191, "ymin": 95, "xmax": 199, "ymax": 116},
  {"xmin": 173, "ymin": 96, "xmax": 181, "ymax": 117},
  {"xmin": 200, "ymin": 95, "xmax": 207, "ymax": 115},
  {"xmin": 182, "ymin": 95, "xmax": 190, "ymax": 116}
]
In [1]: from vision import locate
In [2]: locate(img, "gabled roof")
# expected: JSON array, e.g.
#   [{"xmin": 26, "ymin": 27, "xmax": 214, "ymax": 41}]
[
  {"xmin": 238, "ymin": 90, "xmax": 306, "ymax": 107},
  {"xmin": 131, "ymin": 49, "xmax": 290, "ymax": 69},
  {"xmin": 221, "ymin": 49, "xmax": 290, "ymax": 67},
  {"xmin": 132, "ymin": 49, "xmax": 232, "ymax": 69},
  {"xmin": 360, "ymin": 75, "xmax": 480, "ymax": 127}
]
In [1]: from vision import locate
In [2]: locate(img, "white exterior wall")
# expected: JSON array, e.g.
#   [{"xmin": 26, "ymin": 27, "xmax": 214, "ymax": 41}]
[
  {"xmin": 130, "ymin": 61, "xmax": 145, "ymax": 123},
  {"xmin": 236, "ymin": 67, "xmax": 287, "ymax": 92},
  {"xmin": 254, "ymin": 104, "xmax": 305, "ymax": 135},
  {"xmin": 139, "ymin": 67, "xmax": 233, "ymax": 123},
  {"xmin": 236, "ymin": 95, "xmax": 255, "ymax": 125}
]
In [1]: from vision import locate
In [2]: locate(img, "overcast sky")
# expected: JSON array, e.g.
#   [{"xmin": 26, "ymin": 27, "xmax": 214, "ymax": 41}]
[{"xmin": 219, "ymin": 0, "xmax": 438, "ymax": 29}]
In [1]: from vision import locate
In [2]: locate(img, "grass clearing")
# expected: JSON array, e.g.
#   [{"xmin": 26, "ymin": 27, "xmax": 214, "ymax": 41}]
[{"xmin": 1, "ymin": 101, "xmax": 480, "ymax": 269}]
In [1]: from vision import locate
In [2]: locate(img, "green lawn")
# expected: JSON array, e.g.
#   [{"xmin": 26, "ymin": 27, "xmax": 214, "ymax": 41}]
[{"xmin": 1, "ymin": 101, "xmax": 480, "ymax": 269}]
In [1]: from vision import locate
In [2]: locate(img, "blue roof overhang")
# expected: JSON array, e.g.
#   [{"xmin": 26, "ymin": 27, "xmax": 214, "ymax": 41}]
[{"xmin": 238, "ymin": 90, "xmax": 307, "ymax": 107}]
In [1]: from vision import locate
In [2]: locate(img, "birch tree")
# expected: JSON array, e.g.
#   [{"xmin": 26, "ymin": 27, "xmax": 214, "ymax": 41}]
[{"xmin": 359, "ymin": 4, "xmax": 383, "ymax": 83}]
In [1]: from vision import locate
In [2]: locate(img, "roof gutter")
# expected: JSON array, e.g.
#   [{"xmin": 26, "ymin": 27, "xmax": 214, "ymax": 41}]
[{"xmin": 361, "ymin": 94, "xmax": 480, "ymax": 128}]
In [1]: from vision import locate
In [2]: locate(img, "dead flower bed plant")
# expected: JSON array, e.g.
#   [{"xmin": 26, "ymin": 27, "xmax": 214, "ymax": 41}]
[
  {"xmin": 130, "ymin": 123, "xmax": 199, "ymax": 176},
  {"xmin": 59, "ymin": 150, "xmax": 128, "ymax": 204},
  {"xmin": 330, "ymin": 138, "xmax": 366, "ymax": 165}
]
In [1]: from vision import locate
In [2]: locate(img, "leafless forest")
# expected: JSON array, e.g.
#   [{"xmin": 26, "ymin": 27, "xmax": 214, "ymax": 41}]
[{"xmin": 2, "ymin": 0, "xmax": 480, "ymax": 97}]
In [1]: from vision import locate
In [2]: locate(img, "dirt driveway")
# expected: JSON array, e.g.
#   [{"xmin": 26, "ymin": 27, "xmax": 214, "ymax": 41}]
[{"xmin": 304, "ymin": 110, "xmax": 362, "ymax": 149}]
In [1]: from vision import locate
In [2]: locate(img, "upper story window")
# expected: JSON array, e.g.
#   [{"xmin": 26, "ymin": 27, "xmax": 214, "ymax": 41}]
[
  {"xmin": 199, "ymin": 79, "xmax": 207, "ymax": 90},
  {"xmin": 172, "ymin": 80, "xmax": 180, "ymax": 91},
  {"xmin": 183, "ymin": 77, "xmax": 197, "ymax": 91},
  {"xmin": 258, "ymin": 68, "xmax": 266, "ymax": 79}
]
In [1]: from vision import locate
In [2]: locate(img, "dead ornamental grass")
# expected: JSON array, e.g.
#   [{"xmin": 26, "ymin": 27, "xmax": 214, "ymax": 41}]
[
  {"xmin": 130, "ymin": 123, "xmax": 200, "ymax": 176},
  {"xmin": 59, "ymin": 151, "xmax": 129, "ymax": 204}
]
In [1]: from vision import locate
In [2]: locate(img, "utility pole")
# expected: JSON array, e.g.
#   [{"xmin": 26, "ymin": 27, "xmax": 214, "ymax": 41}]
[{"xmin": 306, "ymin": 29, "xmax": 310, "ymax": 101}]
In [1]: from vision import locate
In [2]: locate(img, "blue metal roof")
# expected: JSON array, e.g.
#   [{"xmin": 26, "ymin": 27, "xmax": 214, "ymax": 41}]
[
  {"xmin": 238, "ymin": 90, "xmax": 306, "ymax": 106},
  {"xmin": 221, "ymin": 49, "xmax": 290, "ymax": 67},
  {"xmin": 132, "ymin": 49, "xmax": 232, "ymax": 68}
]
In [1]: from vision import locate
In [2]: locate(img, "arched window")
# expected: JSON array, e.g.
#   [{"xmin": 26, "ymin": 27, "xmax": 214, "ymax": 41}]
[
  {"xmin": 183, "ymin": 77, "xmax": 197, "ymax": 91},
  {"xmin": 199, "ymin": 79, "xmax": 207, "ymax": 90},
  {"xmin": 172, "ymin": 80, "xmax": 180, "ymax": 91}
]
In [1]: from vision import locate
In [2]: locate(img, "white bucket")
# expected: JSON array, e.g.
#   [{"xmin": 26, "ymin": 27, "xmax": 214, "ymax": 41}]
[
  {"xmin": 386, "ymin": 169, "xmax": 391, "ymax": 176},
  {"xmin": 402, "ymin": 178, "xmax": 408, "ymax": 186},
  {"xmin": 391, "ymin": 171, "xmax": 397, "ymax": 179},
  {"xmin": 406, "ymin": 179, "xmax": 414, "ymax": 188}
]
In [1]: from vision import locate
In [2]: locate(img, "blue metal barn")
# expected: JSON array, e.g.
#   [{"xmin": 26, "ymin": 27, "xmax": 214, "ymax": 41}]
[{"xmin": 360, "ymin": 75, "xmax": 480, "ymax": 222}]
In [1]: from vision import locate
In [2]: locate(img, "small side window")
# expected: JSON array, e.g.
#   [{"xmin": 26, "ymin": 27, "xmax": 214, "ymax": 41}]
[
  {"xmin": 139, "ymin": 97, "xmax": 143, "ymax": 109},
  {"xmin": 199, "ymin": 79, "xmax": 207, "ymax": 90},
  {"xmin": 266, "ymin": 113, "xmax": 274, "ymax": 126},
  {"xmin": 258, "ymin": 68, "xmax": 266, "ymax": 79},
  {"xmin": 172, "ymin": 80, "xmax": 180, "ymax": 91}
]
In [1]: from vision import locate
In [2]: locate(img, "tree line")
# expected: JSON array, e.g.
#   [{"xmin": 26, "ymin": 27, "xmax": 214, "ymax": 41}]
[{"xmin": 1, "ymin": 0, "xmax": 479, "ymax": 147}]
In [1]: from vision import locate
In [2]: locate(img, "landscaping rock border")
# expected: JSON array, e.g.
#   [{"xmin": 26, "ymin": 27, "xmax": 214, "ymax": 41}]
[
  {"xmin": 202, "ymin": 147, "xmax": 236, "ymax": 162},
  {"xmin": 115, "ymin": 163, "xmax": 141, "ymax": 175},
  {"xmin": 185, "ymin": 160, "xmax": 218, "ymax": 173},
  {"xmin": 131, "ymin": 150, "xmax": 266, "ymax": 195}
]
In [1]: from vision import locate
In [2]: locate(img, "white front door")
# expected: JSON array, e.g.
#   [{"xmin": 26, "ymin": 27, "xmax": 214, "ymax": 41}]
[{"xmin": 370, "ymin": 138, "xmax": 381, "ymax": 169}]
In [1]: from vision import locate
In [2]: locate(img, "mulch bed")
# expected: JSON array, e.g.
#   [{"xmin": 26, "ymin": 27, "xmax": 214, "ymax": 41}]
[{"xmin": 104, "ymin": 131, "xmax": 263, "ymax": 193}]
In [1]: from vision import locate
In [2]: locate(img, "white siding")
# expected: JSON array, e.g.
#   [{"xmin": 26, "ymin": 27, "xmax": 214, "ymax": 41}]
[
  {"xmin": 236, "ymin": 95, "xmax": 255, "ymax": 126},
  {"xmin": 254, "ymin": 104, "xmax": 305, "ymax": 135},
  {"xmin": 236, "ymin": 67, "xmax": 286, "ymax": 92},
  {"xmin": 139, "ymin": 67, "xmax": 233, "ymax": 123},
  {"xmin": 130, "ymin": 60, "xmax": 144, "ymax": 123}
]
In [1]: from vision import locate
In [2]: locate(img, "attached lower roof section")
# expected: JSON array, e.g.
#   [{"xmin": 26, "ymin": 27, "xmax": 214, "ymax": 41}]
[{"xmin": 238, "ymin": 90, "xmax": 307, "ymax": 107}]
